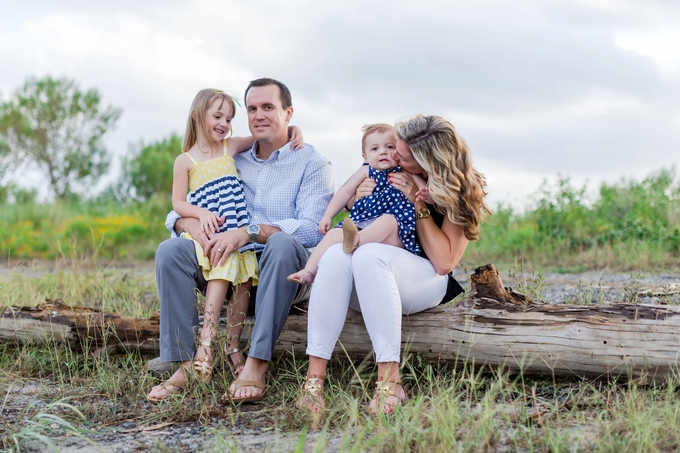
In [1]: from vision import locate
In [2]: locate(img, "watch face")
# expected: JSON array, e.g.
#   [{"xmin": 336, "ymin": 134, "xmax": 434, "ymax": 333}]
[{"xmin": 247, "ymin": 225, "xmax": 257, "ymax": 234}]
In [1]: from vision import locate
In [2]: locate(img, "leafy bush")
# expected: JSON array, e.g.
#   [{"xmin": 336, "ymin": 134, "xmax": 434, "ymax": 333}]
[{"xmin": 466, "ymin": 167, "xmax": 680, "ymax": 270}]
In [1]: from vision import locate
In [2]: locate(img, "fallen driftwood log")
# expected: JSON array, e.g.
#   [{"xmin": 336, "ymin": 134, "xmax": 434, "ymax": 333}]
[{"xmin": 2, "ymin": 264, "xmax": 680, "ymax": 382}]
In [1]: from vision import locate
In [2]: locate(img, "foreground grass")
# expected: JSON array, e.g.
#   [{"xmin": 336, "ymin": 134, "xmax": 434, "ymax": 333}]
[{"xmin": 2, "ymin": 264, "xmax": 680, "ymax": 452}]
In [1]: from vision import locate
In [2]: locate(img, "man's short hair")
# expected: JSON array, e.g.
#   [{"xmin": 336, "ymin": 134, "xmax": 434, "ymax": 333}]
[{"xmin": 244, "ymin": 78, "xmax": 293, "ymax": 109}]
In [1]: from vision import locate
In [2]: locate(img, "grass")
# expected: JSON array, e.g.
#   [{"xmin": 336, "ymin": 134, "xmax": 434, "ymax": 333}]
[{"xmin": 2, "ymin": 263, "xmax": 680, "ymax": 452}]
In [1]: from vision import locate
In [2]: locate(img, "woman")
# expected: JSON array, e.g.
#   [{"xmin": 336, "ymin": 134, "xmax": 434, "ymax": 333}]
[{"xmin": 296, "ymin": 114, "xmax": 490, "ymax": 414}]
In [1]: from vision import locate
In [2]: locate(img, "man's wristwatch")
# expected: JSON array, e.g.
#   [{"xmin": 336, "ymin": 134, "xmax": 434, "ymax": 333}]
[
  {"xmin": 415, "ymin": 206, "xmax": 431, "ymax": 221},
  {"xmin": 246, "ymin": 224, "xmax": 260, "ymax": 242}
]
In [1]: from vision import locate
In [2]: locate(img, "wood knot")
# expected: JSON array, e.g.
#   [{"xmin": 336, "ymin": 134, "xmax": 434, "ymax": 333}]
[{"xmin": 470, "ymin": 264, "xmax": 530, "ymax": 305}]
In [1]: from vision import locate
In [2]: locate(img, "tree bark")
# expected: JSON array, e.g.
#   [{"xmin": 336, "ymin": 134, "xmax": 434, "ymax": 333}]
[{"xmin": 2, "ymin": 264, "xmax": 679, "ymax": 382}]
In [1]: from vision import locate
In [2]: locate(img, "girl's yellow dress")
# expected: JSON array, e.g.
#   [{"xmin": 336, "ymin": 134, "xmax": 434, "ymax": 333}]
[{"xmin": 182, "ymin": 141, "xmax": 258, "ymax": 285}]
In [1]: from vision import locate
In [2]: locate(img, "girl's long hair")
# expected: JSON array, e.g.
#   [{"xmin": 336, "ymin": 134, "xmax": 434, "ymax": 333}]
[
  {"xmin": 183, "ymin": 89, "xmax": 236, "ymax": 153},
  {"xmin": 396, "ymin": 114, "xmax": 491, "ymax": 241}
]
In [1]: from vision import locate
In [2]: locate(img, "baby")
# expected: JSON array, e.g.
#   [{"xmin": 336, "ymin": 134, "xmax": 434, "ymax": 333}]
[{"xmin": 287, "ymin": 123, "xmax": 425, "ymax": 285}]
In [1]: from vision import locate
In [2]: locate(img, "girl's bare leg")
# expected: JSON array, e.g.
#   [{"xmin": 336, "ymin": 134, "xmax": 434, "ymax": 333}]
[
  {"xmin": 196, "ymin": 279, "xmax": 229, "ymax": 363},
  {"xmin": 225, "ymin": 280, "xmax": 252, "ymax": 376}
]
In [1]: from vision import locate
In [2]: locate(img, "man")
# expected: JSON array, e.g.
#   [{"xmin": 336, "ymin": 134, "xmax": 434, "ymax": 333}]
[{"xmin": 146, "ymin": 78, "xmax": 333, "ymax": 402}]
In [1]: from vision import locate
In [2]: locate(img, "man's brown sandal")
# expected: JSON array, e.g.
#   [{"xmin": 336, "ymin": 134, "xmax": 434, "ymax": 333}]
[
  {"xmin": 342, "ymin": 218, "xmax": 361, "ymax": 254},
  {"xmin": 370, "ymin": 378, "xmax": 406, "ymax": 414},
  {"xmin": 296, "ymin": 374, "xmax": 326, "ymax": 413},
  {"xmin": 146, "ymin": 379, "xmax": 186, "ymax": 403},
  {"xmin": 225, "ymin": 378, "xmax": 267, "ymax": 404}
]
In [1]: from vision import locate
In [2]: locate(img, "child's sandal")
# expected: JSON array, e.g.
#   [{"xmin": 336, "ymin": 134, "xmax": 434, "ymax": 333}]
[
  {"xmin": 296, "ymin": 374, "xmax": 326, "ymax": 413},
  {"xmin": 224, "ymin": 346, "xmax": 246, "ymax": 378},
  {"xmin": 193, "ymin": 340, "xmax": 214, "ymax": 383},
  {"xmin": 342, "ymin": 218, "xmax": 361, "ymax": 254}
]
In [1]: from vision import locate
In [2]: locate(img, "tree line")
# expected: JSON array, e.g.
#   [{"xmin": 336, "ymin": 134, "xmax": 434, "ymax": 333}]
[{"xmin": 0, "ymin": 75, "xmax": 176, "ymax": 204}]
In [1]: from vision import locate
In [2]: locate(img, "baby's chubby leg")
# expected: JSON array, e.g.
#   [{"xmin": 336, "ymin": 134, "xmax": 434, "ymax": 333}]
[
  {"xmin": 289, "ymin": 228, "xmax": 343, "ymax": 283},
  {"xmin": 355, "ymin": 215, "xmax": 403, "ymax": 249}
]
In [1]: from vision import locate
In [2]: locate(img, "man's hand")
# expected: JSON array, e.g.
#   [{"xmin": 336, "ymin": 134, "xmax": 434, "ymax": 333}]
[
  {"xmin": 204, "ymin": 228, "xmax": 250, "ymax": 267},
  {"xmin": 318, "ymin": 216, "xmax": 333, "ymax": 235},
  {"xmin": 175, "ymin": 217, "xmax": 211, "ymax": 249}
]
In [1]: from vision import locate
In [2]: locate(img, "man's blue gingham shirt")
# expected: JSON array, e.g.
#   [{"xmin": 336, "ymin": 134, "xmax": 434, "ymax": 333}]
[{"xmin": 165, "ymin": 141, "xmax": 334, "ymax": 251}]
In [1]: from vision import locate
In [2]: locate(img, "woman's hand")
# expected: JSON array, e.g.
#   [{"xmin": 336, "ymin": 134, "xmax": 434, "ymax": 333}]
[
  {"xmin": 387, "ymin": 172, "xmax": 418, "ymax": 204},
  {"xmin": 288, "ymin": 125, "xmax": 304, "ymax": 150},
  {"xmin": 355, "ymin": 176, "xmax": 376, "ymax": 200}
]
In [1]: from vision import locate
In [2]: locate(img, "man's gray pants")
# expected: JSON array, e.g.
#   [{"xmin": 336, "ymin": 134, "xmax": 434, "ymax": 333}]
[{"xmin": 156, "ymin": 232, "xmax": 310, "ymax": 363}]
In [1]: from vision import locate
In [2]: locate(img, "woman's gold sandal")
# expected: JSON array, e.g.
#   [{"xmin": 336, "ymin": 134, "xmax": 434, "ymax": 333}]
[
  {"xmin": 224, "ymin": 346, "xmax": 246, "ymax": 378},
  {"xmin": 370, "ymin": 378, "xmax": 406, "ymax": 414},
  {"xmin": 194, "ymin": 340, "xmax": 214, "ymax": 383},
  {"xmin": 296, "ymin": 374, "xmax": 326, "ymax": 413}
]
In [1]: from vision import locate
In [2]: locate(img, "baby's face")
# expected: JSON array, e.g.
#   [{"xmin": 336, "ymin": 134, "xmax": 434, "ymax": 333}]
[{"xmin": 362, "ymin": 131, "xmax": 398, "ymax": 170}]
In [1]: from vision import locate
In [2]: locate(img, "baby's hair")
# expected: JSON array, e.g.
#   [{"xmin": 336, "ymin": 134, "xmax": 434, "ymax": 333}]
[
  {"xmin": 183, "ymin": 89, "xmax": 237, "ymax": 153},
  {"xmin": 360, "ymin": 123, "xmax": 397, "ymax": 153}
]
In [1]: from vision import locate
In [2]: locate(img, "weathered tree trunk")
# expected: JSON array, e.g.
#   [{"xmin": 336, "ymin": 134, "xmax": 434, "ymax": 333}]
[{"xmin": 2, "ymin": 264, "xmax": 680, "ymax": 382}]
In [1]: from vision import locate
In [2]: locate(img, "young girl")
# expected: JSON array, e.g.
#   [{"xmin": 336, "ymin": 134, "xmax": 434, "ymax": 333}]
[
  {"xmin": 172, "ymin": 88, "xmax": 303, "ymax": 382},
  {"xmin": 287, "ymin": 123, "xmax": 425, "ymax": 286}
]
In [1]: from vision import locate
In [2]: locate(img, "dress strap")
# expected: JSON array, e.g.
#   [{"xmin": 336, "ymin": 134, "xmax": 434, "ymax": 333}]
[
  {"xmin": 223, "ymin": 138, "xmax": 228, "ymax": 156},
  {"xmin": 185, "ymin": 152, "xmax": 198, "ymax": 166}
]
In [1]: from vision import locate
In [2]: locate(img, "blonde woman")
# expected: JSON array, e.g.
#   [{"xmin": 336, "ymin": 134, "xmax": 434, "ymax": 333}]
[{"xmin": 296, "ymin": 114, "xmax": 490, "ymax": 414}]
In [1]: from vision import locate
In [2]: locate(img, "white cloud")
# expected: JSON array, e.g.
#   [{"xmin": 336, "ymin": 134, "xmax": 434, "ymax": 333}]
[{"xmin": 1, "ymin": 0, "xmax": 679, "ymax": 205}]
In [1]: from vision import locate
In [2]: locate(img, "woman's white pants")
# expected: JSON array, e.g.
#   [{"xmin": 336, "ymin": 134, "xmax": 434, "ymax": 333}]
[{"xmin": 306, "ymin": 243, "xmax": 448, "ymax": 363}]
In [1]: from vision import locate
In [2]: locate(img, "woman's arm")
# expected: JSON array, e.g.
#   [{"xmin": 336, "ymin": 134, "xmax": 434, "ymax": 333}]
[
  {"xmin": 415, "ymin": 209, "xmax": 468, "ymax": 275},
  {"xmin": 388, "ymin": 171, "xmax": 468, "ymax": 275}
]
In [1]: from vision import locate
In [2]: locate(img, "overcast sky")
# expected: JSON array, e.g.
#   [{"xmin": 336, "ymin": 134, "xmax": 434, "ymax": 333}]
[{"xmin": 1, "ymin": 0, "xmax": 679, "ymax": 207}]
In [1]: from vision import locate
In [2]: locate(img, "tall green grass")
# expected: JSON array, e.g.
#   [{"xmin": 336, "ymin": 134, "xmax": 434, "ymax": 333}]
[
  {"xmin": 2, "ymin": 167, "xmax": 679, "ymax": 271},
  {"xmin": 466, "ymin": 167, "xmax": 680, "ymax": 271},
  {"xmin": 0, "ymin": 195, "xmax": 171, "ymax": 261}
]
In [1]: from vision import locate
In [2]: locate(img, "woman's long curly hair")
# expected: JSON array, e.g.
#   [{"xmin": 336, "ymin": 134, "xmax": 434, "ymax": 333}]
[{"xmin": 396, "ymin": 114, "xmax": 491, "ymax": 241}]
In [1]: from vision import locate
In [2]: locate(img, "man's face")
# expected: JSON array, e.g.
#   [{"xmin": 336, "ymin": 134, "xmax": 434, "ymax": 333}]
[{"xmin": 246, "ymin": 85, "xmax": 293, "ymax": 144}]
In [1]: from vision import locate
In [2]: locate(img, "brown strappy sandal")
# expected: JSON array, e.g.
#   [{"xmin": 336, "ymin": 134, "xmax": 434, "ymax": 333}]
[
  {"xmin": 225, "ymin": 377, "xmax": 267, "ymax": 404},
  {"xmin": 146, "ymin": 379, "xmax": 186, "ymax": 403},
  {"xmin": 296, "ymin": 374, "xmax": 326, "ymax": 413}
]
